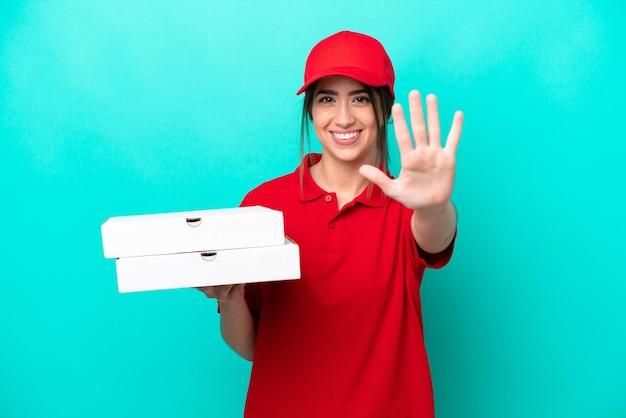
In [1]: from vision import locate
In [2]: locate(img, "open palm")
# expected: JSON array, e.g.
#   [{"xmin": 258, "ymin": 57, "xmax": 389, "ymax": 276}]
[{"xmin": 360, "ymin": 90, "xmax": 464, "ymax": 211}]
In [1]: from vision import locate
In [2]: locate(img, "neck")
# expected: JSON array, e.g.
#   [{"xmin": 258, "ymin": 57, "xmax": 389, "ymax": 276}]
[{"xmin": 310, "ymin": 156, "xmax": 371, "ymax": 207}]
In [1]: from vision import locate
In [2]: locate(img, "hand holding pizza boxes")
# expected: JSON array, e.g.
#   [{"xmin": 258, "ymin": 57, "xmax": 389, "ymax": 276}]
[{"xmin": 101, "ymin": 206, "xmax": 300, "ymax": 293}]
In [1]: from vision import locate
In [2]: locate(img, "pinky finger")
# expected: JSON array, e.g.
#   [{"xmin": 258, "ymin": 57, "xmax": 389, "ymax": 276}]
[{"xmin": 445, "ymin": 111, "xmax": 464, "ymax": 155}]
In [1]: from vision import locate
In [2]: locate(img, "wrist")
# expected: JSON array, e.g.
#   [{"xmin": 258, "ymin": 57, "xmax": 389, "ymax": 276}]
[
  {"xmin": 413, "ymin": 201, "xmax": 452, "ymax": 217},
  {"xmin": 217, "ymin": 294, "xmax": 245, "ymax": 309}
]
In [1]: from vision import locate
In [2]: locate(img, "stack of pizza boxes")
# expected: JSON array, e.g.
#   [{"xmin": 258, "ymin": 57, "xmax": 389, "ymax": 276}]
[{"xmin": 101, "ymin": 206, "xmax": 300, "ymax": 293}]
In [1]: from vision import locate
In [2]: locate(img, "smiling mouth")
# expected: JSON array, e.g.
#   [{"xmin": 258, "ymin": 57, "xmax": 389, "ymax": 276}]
[
  {"xmin": 331, "ymin": 131, "xmax": 361, "ymax": 144},
  {"xmin": 332, "ymin": 131, "xmax": 359, "ymax": 140}
]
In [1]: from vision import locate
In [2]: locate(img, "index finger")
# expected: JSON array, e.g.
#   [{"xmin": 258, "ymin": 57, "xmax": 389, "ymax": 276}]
[{"xmin": 391, "ymin": 102, "xmax": 414, "ymax": 155}]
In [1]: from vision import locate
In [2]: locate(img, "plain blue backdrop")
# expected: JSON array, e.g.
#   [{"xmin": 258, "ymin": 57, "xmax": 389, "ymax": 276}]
[{"xmin": 1, "ymin": 1, "xmax": 625, "ymax": 417}]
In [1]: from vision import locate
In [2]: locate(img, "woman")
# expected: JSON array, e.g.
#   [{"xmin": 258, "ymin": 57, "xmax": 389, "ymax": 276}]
[{"xmin": 199, "ymin": 30, "xmax": 464, "ymax": 418}]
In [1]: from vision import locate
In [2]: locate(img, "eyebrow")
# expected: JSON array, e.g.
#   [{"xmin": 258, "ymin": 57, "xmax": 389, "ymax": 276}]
[{"xmin": 315, "ymin": 89, "xmax": 369, "ymax": 97}]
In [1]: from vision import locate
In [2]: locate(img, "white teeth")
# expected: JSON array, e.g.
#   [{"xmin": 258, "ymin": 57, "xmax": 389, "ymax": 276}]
[{"xmin": 334, "ymin": 132, "xmax": 358, "ymax": 140}]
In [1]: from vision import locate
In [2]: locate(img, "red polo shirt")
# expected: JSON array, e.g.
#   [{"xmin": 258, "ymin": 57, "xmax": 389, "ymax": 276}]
[{"xmin": 240, "ymin": 154, "xmax": 454, "ymax": 418}]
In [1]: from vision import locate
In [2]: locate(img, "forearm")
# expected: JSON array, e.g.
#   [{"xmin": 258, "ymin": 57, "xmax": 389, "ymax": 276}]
[
  {"xmin": 219, "ymin": 297, "xmax": 257, "ymax": 361},
  {"xmin": 411, "ymin": 201, "xmax": 457, "ymax": 254}
]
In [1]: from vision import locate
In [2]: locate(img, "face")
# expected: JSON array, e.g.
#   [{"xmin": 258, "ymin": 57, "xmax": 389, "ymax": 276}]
[{"xmin": 311, "ymin": 76, "xmax": 378, "ymax": 166}]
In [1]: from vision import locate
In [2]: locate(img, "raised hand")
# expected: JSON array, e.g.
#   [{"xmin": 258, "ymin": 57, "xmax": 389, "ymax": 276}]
[{"xmin": 359, "ymin": 90, "xmax": 463, "ymax": 212}]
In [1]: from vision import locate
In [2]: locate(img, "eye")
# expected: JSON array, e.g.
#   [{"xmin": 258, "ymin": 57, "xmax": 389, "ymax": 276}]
[
  {"xmin": 354, "ymin": 95, "xmax": 371, "ymax": 104},
  {"xmin": 318, "ymin": 96, "xmax": 334, "ymax": 104}
]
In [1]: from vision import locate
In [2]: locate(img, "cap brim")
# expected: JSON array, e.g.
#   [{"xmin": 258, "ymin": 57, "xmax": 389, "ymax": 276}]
[{"xmin": 296, "ymin": 67, "xmax": 390, "ymax": 97}]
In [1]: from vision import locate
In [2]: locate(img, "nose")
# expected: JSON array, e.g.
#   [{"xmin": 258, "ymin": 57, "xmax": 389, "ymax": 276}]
[{"xmin": 335, "ymin": 101, "xmax": 355, "ymax": 126}]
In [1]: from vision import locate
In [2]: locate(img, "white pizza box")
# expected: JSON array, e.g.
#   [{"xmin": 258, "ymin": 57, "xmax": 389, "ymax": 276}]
[
  {"xmin": 101, "ymin": 206, "xmax": 284, "ymax": 258},
  {"xmin": 114, "ymin": 238, "xmax": 300, "ymax": 293}
]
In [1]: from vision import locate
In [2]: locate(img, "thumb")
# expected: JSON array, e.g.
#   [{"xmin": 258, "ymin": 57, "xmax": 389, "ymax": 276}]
[{"xmin": 359, "ymin": 164, "xmax": 394, "ymax": 193}]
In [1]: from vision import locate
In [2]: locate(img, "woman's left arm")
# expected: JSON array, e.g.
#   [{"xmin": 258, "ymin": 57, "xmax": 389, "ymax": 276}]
[{"xmin": 359, "ymin": 90, "xmax": 464, "ymax": 253}]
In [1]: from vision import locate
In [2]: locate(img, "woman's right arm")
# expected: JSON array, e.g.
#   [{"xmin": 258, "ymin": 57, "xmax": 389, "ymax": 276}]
[{"xmin": 197, "ymin": 284, "xmax": 256, "ymax": 361}]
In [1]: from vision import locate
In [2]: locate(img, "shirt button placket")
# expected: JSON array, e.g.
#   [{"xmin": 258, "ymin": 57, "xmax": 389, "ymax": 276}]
[
  {"xmin": 322, "ymin": 195, "xmax": 337, "ymax": 253},
  {"xmin": 324, "ymin": 219, "xmax": 336, "ymax": 252}
]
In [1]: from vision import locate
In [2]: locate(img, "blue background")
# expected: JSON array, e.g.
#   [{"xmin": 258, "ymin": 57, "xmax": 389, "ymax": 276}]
[{"xmin": 1, "ymin": 1, "xmax": 625, "ymax": 417}]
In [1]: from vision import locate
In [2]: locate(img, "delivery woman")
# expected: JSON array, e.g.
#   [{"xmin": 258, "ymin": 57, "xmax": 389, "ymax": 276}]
[{"xmin": 198, "ymin": 30, "xmax": 464, "ymax": 418}]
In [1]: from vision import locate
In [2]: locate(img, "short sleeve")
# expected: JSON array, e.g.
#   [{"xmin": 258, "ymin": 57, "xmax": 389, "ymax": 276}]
[{"xmin": 416, "ymin": 229, "xmax": 457, "ymax": 269}]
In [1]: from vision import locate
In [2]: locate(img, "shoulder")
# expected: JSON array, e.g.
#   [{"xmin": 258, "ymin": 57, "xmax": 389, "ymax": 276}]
[{"xmin": 241, "ymin": 170, "xmax": 299, "ymax": 209}]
